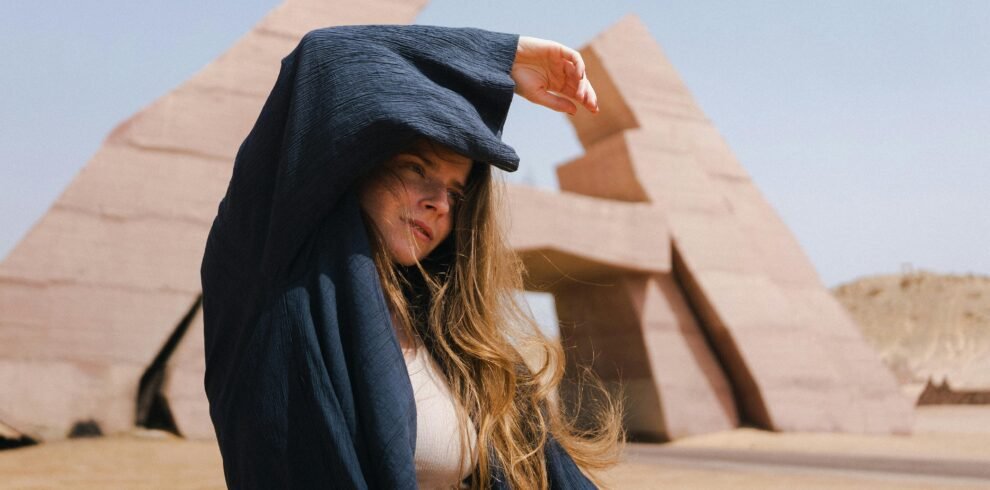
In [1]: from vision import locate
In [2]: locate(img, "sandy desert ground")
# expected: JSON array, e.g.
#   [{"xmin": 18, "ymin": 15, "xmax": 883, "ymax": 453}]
[{"xmin": 1, "ymin": 406, "xmax": 988, "ymax": 489}]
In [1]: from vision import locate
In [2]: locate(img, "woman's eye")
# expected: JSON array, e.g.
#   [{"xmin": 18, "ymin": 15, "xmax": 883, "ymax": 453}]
[
  {"xmin": 402, "ymin": 162, "xmax": 426, "ymax": 177},
  {"xmin": 447, "ymin": 190, "xmax": 465, "ymax": 205}
]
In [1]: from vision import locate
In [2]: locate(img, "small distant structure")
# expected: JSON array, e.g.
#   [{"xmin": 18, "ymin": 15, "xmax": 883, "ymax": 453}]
[
  {"xmin": 0, "ymin": 0, "xmax": 912, "ymax": 443},
  {"xmin": 917, "ymin": 378, "xmax": 990, "ymax": 405}
]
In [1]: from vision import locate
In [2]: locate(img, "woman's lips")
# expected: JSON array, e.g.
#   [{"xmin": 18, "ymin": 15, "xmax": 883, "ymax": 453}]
[{"xmin": 404, "ymin": 218, "xmax": 432, "ymax": 242}]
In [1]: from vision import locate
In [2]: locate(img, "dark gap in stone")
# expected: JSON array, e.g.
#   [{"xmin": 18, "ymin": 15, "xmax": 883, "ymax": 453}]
[
  {"xmin": 0, "ymin": 419, "xmax": 38, "ymax": 450},
  {"xmin": 68, "ymin": 419, "xmax": 103, "ymax": 438},
  {"xmin": 0, "ymin": 428, "xmax": 37, "ymax": 450},
  {"xmin": 136, "ymin": 294, "xmax": 202, "ymax": 436},
  {"xmin": 143, "ymin": 393, "xmax": 178, "ymax": 434},
  {"xmin": 0, "ymin": 436, "xmax": 36, "ymax": 450}
]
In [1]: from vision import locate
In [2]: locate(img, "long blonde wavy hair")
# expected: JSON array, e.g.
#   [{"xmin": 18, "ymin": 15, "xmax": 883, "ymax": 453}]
[{"xmin": 360, "ymin": 138, "xmax": 624, "ymax": 489}]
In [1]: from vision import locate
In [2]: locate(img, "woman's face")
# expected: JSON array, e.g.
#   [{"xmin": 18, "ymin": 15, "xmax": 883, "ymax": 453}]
[{"xmin": 359, "ymin": 139, "xmax": 473, "ymax": 266}]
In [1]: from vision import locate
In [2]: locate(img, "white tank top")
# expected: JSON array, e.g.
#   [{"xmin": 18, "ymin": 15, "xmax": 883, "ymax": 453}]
[{"xmin": 401, "ymin": 338, "xmax": 478, "ymax": 489}]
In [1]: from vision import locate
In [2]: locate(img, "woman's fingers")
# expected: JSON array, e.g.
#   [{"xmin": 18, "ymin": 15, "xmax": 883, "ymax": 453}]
[
  {"xmin": 526, "ymin": 89, "xmax": 579, "ymax": 115},
  {"xmin": 511, "ymin": 36, "xmax": 599, "ymax": 114},
  {"xmin": 560, "ymin": 44, "xmax": 586, "ymax": 80},
  {"xmin": 563, "ymin": 60, "xmax": 599, "ymax": 113},
  {"xmin": 559, "ymin": 48, "xmax": 597, "ymax": 112},
  {"xmin": 578, "ymin": 77, "xmax": 599, "ymax": 113}
]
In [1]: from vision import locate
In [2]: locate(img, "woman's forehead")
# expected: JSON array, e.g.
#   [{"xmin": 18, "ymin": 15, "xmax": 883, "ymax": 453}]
[
  {"xmin": 408, "ymin": 139, "xmax": 471, "ymax": 166},
  {"xmin": 401, "ymin": 142, "xmax": 473, "ymax": 184}
]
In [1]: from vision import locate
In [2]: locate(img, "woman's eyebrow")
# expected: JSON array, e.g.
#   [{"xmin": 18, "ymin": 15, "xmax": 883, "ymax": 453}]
[{"xmin": 410, "ymin": 151, "xmax": 466, "ymax": 191}]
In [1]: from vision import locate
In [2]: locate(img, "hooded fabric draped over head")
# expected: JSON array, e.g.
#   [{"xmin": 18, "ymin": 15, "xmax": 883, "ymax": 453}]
[{"xmin": 200, "ymin": 24, "xmax": 595, "ymax": 489}]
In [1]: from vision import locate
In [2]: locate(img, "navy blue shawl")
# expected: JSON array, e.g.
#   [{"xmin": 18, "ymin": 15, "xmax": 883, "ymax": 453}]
[{"xmin": 200, "ymin": 24, "xmax": 595, "ymax": 489}]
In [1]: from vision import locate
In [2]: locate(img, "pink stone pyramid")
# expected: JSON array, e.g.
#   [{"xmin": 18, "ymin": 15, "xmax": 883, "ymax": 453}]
[
  {"xmin": 0, "ymin": 0, "xmax": 428, "ymax": 441},
  {"xmin": 551, "ymin": 14, "xmax": 912, "ymax": 435}
]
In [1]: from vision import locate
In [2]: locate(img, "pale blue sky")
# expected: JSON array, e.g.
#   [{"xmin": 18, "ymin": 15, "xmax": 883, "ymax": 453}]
[{"xmin": 2, "ymin": 1, "xmax": 988, "ymax": 287}]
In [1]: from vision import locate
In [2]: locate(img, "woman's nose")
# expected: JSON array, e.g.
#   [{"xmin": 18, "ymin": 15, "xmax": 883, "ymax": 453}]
[{"xmin": 420, "ymin": 182, "xmax": 451, "ymax": 214}]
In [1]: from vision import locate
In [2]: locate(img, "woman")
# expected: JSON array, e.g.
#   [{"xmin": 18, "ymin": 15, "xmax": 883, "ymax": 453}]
[{"xmin": 201, "ymin": 24, "xmax": 622, "ymax": 489}]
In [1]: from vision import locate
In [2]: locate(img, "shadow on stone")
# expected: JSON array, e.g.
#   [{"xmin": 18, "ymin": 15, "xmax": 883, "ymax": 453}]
[
  {"xmin": 0, "ymin": 420, "xmax": 37, "ymax": 450},
  {"xmin": 0, "ymin": 435, "xmax": 36, "ymax": 450},
  {"xmin": 136, "ymin": 295, "xmax": 202, "ymax": 436}
]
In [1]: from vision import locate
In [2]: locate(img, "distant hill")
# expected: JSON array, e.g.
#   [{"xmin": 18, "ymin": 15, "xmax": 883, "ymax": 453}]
[{"xmin": 833, "ymin": 271, "xmax": 990, "ymax": 393}]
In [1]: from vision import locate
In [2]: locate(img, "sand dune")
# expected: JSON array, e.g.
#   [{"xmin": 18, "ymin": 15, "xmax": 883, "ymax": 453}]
[{"xmin": 833, "ymin": 271, "xmax": 990, "ymax": 391}]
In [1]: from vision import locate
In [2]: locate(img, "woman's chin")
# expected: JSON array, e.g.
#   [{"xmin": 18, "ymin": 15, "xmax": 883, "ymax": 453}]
[{"xmin": 387, "ymin": 241, "xmax": 428, "ymax": 266}]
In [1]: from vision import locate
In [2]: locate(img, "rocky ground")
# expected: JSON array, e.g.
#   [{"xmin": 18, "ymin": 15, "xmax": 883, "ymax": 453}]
[{"xmin": 1, "ymin": 406, "xmax": 988, "ymax": 489}]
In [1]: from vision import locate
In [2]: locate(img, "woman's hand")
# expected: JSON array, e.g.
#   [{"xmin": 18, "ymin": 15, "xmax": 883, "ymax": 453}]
[{"xmin": 511, "ymin": 36, "xmax": 599, "ymax": 116}]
